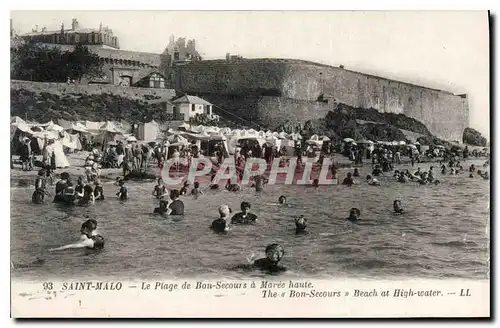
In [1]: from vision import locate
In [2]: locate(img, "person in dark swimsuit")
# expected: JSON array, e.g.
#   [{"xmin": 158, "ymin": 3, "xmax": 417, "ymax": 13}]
[
  {"xmin": 167, "ymin": 189, "xmax": 184, "ymax": 215},
  {"xmin": 210, "ymin": 205, "xmax": 231, "ymax": 233},
  {"xmin": 278, "ymin": 195, "xmax": 287, "ymax": 205},
  {"xmin": 60, "ymin": 180, "xmax": 76, "ymax": 205},
  {"xmin": 116, "ymin": 179, "xmax": 128, "ymax": 201},
  {"xmin": 152, "ymin": 178, "xmax": 168, "ymax": 199},
  {"xmin": 78, "ymin": 185, "xmax": 95, "ymax": 205},
  {"xmin": 353, "ymin": 168, "xmax": 360, "ymax": 177},
  {"xmin": 347, "ymin": 208, "xmax": 361, "ymax": 222},
  {"xmin": 393, "ymin": 200, "xmax": 404, "ymax": 214},
  {"xmin": 191, "ymin": 182, "xmax": 203, "ymax": 196},
  {"xmin": 231, "ymin": 202, "xmax": 258, "ymax": 224},
  {"xmin": 372, "ymin": 165, "xmax": 383, "ymax": 177},
  {"xmin": 75, "ymin": 177, "xmax": 85, "ymax": 196},
  {"xmin": 93, "ymin": 180, "xmax": 105, "ymax": 201},
  {"xmin": 225, "ymin": 179, "xmax": 241, "ymax": 192},
  {"xmin": 153, "ymin": 200, "xmax": 169, "ymax": 214},
  {"xmin": 179, "ymin": 181, "xmax": 190, "ymax": 196},
  {"xmin": 294, "ymin": 215, "xmax": 308, "ymax": 234},
  {"xmin": 342, "ymin": 172, "xmax": 355, "ymax": 186},
  {"xmin": 32, "ymin": 170, "xmax": 49, "ymax": 204},
  {"xmin": 53, "ymin": 172, "xmax": 70, "ymax": 203},
  {"xmin": 49, "ymin": 219, "xmax": 104, "ymax": 251},
  {"xmin": 250, "ymin": 243, "xmax": 286, "ymax": 273}
]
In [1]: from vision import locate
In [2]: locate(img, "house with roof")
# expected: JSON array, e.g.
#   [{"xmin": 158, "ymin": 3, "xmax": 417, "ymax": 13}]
[{"xmin": 171, "ymin": 95, "xmax": 214, "ymax": 122}]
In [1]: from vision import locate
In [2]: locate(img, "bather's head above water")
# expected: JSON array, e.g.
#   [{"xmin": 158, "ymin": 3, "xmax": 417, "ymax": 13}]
[
  {"xmin": 348, "ymin": 208, "xmax": 361, "ymax": 221},
  {"xmin": 265, "ymin": 243, "xmax": 285, "ymax": 264},
  {"xmin": 80, "ymin": 219, "xmax": 97, "ymax": 236},
  {"xmin": 393, "ymin": 200, "xmax": 404, "ymax": 213},
  {"xmin": 278, "ymin": 195, "xmax": 287, "ymax": 205}
]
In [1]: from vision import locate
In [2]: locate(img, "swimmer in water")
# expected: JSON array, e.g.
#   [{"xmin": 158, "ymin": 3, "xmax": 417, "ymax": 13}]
[
  {"xmin": 153, "ymin": 200, "xmax": 169, "ymax": 214},
  {"xmin": 210, "ymin": 204, "xmax": 231, "ymax": 233},
  {"xmin": 312, "ymin": 178, "xmax": 319, "ymax": 187},
  {"xmin": 225, "ymin": 179, "xmax": 241, "ymax": 192},
  {"xmin": 469, "ymin": 173, "xmax": 474, "ymax": 178},
  {"xmin": 294, "ymin": 215, "xmax": 308, "ymax": 234},
  {"xmin": 49, "ymin": 219, "xmax": 104, "ymax": 251},
  {"xmin": 179, "ymin": 181, "xmax": 190, "ymax": 196},
  {"xmin": 166, "ymin": 189, "xmax": 184, "ymax": 215},
  {"xmin": 342, "ymin": 172, "xmax": 355, "ymax": 186},
  {"xmin": 249, "ymin": 243, "xmax": 286, "ymax": 273},
  {"xmin": 366, "ymin": 175, "xmax": 380, "ymax": 186},
  {"xmin": 116, "ymin": 179, "xmax": 128, "ymax": 201},
  {"xmin": 191, "ymin": 182, "xmax": 203, "ymax": 196},
  {"xmin": 347, "ymin": 208, "xmax": 361, "ymax": 222},
  {"xmin": 393, "ymin": 200, "xmax": 404, "ymax": 214},
  {"xmin": 353, "ymin": 168, "xmax": 360, "ymax": 177},
  {"xmin": 93, "ymin": 180, "xmax": 104, "ymax": 201},
  {"xmin": 278, "ymin": 195, "xmax": 287, "ymax": 205},
  {"xmin": 231, "ymin": 201, "xmax": 258, "ymax": 224},
  {"xmin": 252, "ymin": 175, "xmax": 264, "ymax": 192},
  {"xmin": 78, "ymin": 184, "xmax": 95, "ymax": 205},
  {"xmin": 152, "ymin": 178, "xmax": 168, "ymax": 199}
]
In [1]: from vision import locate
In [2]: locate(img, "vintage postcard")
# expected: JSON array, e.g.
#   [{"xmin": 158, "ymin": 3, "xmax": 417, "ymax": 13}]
[{"xmin": 9, "ymin": 10, "xmax": 490, "ymax": 318}]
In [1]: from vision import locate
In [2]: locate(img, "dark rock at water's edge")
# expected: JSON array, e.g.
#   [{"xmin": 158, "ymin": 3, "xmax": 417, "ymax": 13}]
[
  {"xmin": 297, "ymin": 103, "xmax": 448, "ymax": 144},
  {"xmin": 463, "ymin": 127, "xmax": 487, "ymax": 147},
  {"xmin": 10, "ymin": 88, "xmax": 171, "ymax": 123}
]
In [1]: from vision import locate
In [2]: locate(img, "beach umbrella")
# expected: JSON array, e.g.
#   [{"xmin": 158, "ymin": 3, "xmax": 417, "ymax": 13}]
[
  {"xmin": 167, "ymin": 134, "xmax": 188, "ymax": 144},
  {"xmin": 408, "ymin": 144, "xmax": 417, "ymax": 149},
  {"xmin": 126, "ymin": 136, "xmax": 137, "ymax": 142},
  {"xmin": 356, "ymin": 139, "xmax": 372, "ymax": 144},
  {"xmin": 399, "ymin": 141, "xmax": 406, "ymax": 145},
  {"xmin": 320, "ymin": 136, "xmax": 331, "ymax": 141},
  {"xmin": 343, "ymin": 138, "xmax": 354, "ymax": 143}
]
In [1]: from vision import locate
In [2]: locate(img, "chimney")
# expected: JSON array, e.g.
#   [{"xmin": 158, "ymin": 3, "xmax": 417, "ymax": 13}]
[
  {"xmin": 99, "ymin": 22, "xmax": 102, "ymax": 31},
  {"xmin": 61, "ymin": 22, "xmax": 64, "ymax": 34},
  {"xmin": 71, "ymin": 18, "xmax": 78, "ymax": 31}
]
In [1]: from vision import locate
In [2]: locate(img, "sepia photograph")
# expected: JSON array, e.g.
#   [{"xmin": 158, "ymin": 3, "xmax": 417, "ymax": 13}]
[{"xmin": 9, "ymin": 9, "xmax": 490, "ymax": 318}]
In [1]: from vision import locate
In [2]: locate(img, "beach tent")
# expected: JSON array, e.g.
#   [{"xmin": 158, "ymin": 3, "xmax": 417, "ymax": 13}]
[
  {"xmin": 137, "ymin": 120, "xmax": 160, "ymax": 142},
  {"xmin": 343, "ymin": 138, "xmax": 355, "ymax": 143}
]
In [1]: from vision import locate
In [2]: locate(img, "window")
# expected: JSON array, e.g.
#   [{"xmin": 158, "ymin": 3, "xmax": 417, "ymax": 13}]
[
  {"xmin": 149, "ymin": 73, "xmax": 165, "ymax": 89},
  {"xmin": 191, "ymin": 104, "xmax": 196, "ymax": 112}
]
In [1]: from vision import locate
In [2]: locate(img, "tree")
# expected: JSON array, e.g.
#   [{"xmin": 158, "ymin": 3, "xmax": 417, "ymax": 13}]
[{"xmin": 11, "ymin": 42, "xmax": 103, "ymax": 82}]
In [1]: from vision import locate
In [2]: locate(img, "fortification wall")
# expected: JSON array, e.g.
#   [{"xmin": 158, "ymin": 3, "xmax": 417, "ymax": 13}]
[
  {"xmin": 200, "ymin": 94, "xmax": 333, "ymax": 130},
  {"xmin": 175, "ymin": 59, "xmax": 469, "ymax": 141},
  {"xmin": 10, "ymin": 80, "xmax": 176, "ymax": 101}
]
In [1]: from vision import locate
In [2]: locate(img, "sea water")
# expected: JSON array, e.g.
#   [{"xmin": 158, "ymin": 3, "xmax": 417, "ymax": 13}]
[{"xmin": 10, "ymin": 159, "xmax": 490, "ymax": 281}]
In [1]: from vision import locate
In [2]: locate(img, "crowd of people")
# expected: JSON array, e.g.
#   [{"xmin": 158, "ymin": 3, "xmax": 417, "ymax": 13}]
[{"xmin": 22, "ymin": 131, "xmax": 490, "ymax": 274}]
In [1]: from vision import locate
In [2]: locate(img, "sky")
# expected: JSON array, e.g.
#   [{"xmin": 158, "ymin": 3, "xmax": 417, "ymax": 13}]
[{"xmin": 10, "ymin": 10, "xmax": 490, "ymax": 138}]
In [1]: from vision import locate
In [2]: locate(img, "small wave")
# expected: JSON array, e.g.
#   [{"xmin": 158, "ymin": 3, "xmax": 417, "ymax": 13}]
[
  {"xmin": 431, "ymin": 241, "xmax": 478, "ymax": 248},
  {"xmin": 326, "ymin": 247, "xmax": 363, "ymax": 255},
  {"xmin": 343, "ymin": 258, "xmax": 392, "ymax": 270}
]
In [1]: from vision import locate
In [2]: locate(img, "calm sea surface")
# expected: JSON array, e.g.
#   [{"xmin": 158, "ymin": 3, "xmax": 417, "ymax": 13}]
[{"xmin": 10, "ymin": 159, "xmax": 490, "ymax": 281}]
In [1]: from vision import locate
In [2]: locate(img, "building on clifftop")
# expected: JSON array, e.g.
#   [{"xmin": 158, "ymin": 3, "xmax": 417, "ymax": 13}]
[{"xmin": 20, "ymin": 18, "xmax": 120, "ymax": 49}]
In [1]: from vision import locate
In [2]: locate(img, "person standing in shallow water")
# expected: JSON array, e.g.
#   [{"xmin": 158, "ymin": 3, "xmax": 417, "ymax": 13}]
[
  {"xmin": 116, "ymin": 179, "xmax": 128, "ymax": 201},
  {"xmin": 152, "ymin": 178, "xmax": 168, "ymax": 199},
  {"xmin": 231, "ymin": 202, "xmax": 258, "ymax": 224}
]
